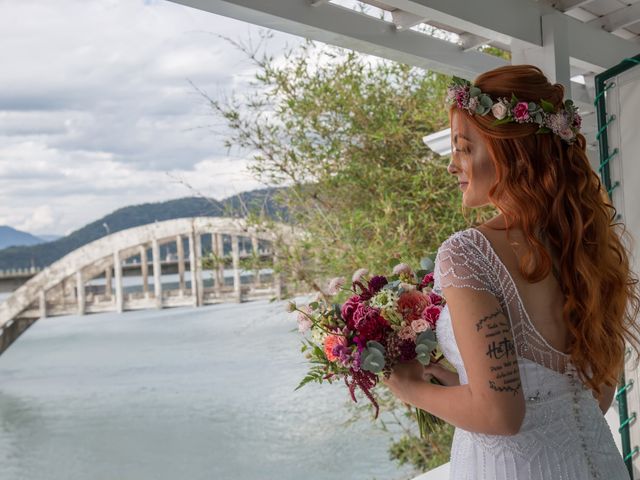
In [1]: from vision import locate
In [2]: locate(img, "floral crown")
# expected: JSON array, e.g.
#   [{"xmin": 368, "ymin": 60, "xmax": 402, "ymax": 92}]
[{"xmin": 446, "ymin": 76, "xmax": 582, "ymax": 144}]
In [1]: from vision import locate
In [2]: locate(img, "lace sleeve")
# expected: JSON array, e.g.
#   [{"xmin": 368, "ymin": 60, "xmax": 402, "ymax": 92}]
[{"xmin": 432, "ymin": 230, "xmax": 496, "ymax": 297}]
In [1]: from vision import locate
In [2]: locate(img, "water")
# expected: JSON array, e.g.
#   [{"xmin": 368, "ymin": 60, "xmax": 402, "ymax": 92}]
[{"xmin": 0, "ymin": 295, "xmax": 416, "ymax": 480}]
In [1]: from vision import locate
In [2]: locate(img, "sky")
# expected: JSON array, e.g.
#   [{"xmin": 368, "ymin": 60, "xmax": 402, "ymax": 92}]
[{"xmin": 0, "ymin": 0, "xmax": 305, "ymax": 236}]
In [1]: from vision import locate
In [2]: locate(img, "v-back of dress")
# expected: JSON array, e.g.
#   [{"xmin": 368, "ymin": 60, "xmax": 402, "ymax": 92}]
[{"xmin": 432, "ymin": 227, "xmax": 629, "ymax": 480}]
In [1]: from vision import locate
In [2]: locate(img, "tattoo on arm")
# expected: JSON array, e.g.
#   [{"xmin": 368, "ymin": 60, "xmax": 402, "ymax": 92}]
[{"xmin": 476, "ymin": 307, "xmax": 521, "ymax": 396}]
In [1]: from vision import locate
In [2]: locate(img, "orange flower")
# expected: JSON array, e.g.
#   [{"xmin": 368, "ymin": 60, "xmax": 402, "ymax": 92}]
[
  {"xmin": 397, "ymin": 290, "xmax": 431, "ymax": 322},
  {"xmin": 324, "ymin": 334, "xmax": 347, "ymax": 362}
]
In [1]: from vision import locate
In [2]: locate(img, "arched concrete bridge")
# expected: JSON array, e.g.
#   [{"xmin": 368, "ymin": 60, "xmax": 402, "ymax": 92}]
[{"xmin": 0, "ymin": 217, "xmax": 305, "ymax": 356}]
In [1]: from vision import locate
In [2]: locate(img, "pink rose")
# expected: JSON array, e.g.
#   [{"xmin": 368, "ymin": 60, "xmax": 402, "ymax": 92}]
[
  {"xmin": 513, "ymin": 101, "xmax": 530, "ymax": 122},
  {"xmin": 411, "ymin": 318, "xmax": 429, "ymax": 333},
  {"xmin": 399, "ymin": 325, "xmax": 417, "ymax": 341}
]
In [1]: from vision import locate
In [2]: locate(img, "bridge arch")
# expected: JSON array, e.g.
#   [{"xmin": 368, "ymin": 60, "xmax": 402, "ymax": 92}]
[{"xmin": 0, "ymin": 217, "xmax": 304, "ymax": 355}]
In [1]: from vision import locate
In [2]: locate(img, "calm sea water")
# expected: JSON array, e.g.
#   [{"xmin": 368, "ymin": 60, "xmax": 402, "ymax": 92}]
[{"xmin": 0, "ymin": 294, "xmax": 416, "ymax": 480}]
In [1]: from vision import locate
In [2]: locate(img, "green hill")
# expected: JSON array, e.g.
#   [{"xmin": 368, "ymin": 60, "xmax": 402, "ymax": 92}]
[{"xmin": 0, "ymin": 187, "xmax": 290, "ymax": 269}]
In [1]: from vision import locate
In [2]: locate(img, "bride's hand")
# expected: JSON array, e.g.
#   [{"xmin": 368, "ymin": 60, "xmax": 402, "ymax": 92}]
[
  {"xmin": 381, "ymin": 358, "xmax": 424, "ymax": 402},
  {"xmin": 423, "ymin": 362, "xmax": 460, "ymax": 387}
]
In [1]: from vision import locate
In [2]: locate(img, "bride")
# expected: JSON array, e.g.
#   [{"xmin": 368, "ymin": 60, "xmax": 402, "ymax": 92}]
[{"xmin": 382, "ymin": 64, "xmax": 640, "ymax": 479}]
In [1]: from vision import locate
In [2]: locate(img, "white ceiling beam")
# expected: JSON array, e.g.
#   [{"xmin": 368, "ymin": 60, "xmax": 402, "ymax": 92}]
[
  {"xmin": 378, "ymin": 0, "xmax": 640, "ymax": 71},
  {"xmin": 458, "ymin": 33, "xmax": 490, "ymax": 51},
  {"xmin": 587, "ymin": 3, "xmax": 640, "ymax": 33},
  {"xmin": 550, "ymin": 0, "xmax": 594, "ymax": 13},
  {"xmin": 390, "ymin": 10, "xmax": 428, "ymax": 31},
  {"xmin": 169, "ymin": 0, "xmax": 507, "ymax": 79}
]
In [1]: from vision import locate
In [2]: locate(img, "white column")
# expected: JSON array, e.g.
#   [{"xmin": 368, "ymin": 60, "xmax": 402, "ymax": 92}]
[
  {"xmin": 76, "ymin": 270, "xmax": 85, "ymax": 315},
  {"xmin": 251, "ymin": 235, "xmax": 260, "ymax": 289},
  {"xmin": 194, "ymin": 233, "xmax": 204, "ymax": 306},
  {"xmin": 176, "ymin": 234, "xmax": 185, "ymax": 295},
  {"xmin": 511, "ymin": 14, "xmax": 571, "ymax": 95},
  {"xmin": 139, "ymin": 245, "xmax": 149, "ymax": 298},
  {"xmin": 39, "ymin": 289, "xmax": 47, "ymax": 319},
  {"xmin": 272, "ymin": 248, "xmax": 284, "ymax": 300},
  {"xmin": 215, "ymin": 233, "xmax": 224, "ymax": 297},
  {"xmin": 231, "ymin": 234, "xmax": 242, "ymax": 303},
  {"xmin": 105, "ymin": 266, "xmax": 113, "ymax": 298},
  {"xmin": 188, "ymin": 232, "xmax": 198, "ymax": 307},
  {"xmin": 152, "ymin": 238, "xmax": 162, "ymax": 309},
  {"xmin": 114, "ymin": 250, "xmax": 124, "ymax": 313}
]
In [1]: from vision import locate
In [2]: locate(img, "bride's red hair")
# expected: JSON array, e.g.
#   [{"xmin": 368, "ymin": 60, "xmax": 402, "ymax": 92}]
[{"xmin": 451, "ymin": 64, "xmax": 640, "ymax": 396}]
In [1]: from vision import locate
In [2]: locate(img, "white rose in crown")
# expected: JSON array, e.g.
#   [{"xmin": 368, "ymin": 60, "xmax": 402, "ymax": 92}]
[{"xmin": 491, "ymin": 101, "xmax": 508, "ymax": 120}]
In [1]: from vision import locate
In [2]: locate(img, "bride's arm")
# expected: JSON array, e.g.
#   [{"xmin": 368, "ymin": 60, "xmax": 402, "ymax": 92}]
[{"xmin": 391, "ymin": 286, "xmax": 525, "ymax": 436}]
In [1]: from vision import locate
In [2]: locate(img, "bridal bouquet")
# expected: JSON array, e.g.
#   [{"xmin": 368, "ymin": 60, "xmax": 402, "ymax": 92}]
[{"xmin": 291, "ymin": 257, "xmax": 448, "ymax": 438}]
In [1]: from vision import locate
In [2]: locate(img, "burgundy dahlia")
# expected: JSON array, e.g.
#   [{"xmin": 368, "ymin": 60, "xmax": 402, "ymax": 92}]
[
  {"xmin": 353, "ymin": 306, "xmax": 390, "ymax": 342},
  {"xmin": 367, "ymin": 275, "xmax": 388, "ymax": 295}
]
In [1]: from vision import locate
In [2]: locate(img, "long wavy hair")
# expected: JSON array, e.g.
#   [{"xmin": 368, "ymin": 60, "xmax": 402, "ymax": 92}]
[{"xmin": 450, "ymin": 64, "xmax": 640, "ymax": 396}]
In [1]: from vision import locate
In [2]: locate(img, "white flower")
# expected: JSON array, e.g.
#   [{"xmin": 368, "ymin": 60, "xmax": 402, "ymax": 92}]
[
  {"xmin": 491, "ymin": 101, "xmax": 508, "ymax": 120},
  {"xmin": 351, "ymin": 268, "xmax": 369, "ymax": 283},
  {"xmin": 326, "ymin": 276, "xmax": 345, "ymax": 295}
]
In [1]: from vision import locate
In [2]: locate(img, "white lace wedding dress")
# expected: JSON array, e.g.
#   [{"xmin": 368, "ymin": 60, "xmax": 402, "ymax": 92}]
[{"xmin": 432, "ymin": 227, "xmax": 630, "ymax": 480}]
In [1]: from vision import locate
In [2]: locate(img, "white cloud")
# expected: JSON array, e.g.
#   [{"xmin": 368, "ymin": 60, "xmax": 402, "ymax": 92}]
[{"xmin": 0, "ymin": 0, "xmax": 303, "ymax": 236}]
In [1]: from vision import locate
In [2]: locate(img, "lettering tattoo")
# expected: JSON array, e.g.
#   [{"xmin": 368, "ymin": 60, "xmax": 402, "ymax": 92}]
[
  {"xmin": 475, "ymin": 307, "xmax": 522, "ymax": 396},
  {"xmin": 475, "ymin": 308, "xmax": 504, "ymax": 332}
]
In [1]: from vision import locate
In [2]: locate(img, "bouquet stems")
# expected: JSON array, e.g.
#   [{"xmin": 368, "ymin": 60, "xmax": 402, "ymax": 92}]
[{"xmin": 416, "ymin": 353, "xmax": 447, "ymax": 439}]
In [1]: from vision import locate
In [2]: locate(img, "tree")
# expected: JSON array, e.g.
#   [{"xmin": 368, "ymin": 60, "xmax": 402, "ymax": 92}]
[{"xmin": 202, "ymin": 30, "xmax": 497, "ymax": 475}]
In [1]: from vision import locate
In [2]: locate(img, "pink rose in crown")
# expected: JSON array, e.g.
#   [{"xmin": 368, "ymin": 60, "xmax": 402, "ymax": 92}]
[{"xmin": 513, "ymin": 101, "xmax": 530, "ymax": 122}]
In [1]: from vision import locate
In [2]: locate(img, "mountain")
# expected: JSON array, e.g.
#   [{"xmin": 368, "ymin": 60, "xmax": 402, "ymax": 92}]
[
  {"xmin": 0, "ymin": 226, "xmax": 45, "ymax": 250},
  {"xmin": 37, "ymin": 234, "xmax": 62, "ymax": 242},
  {"xmin": 0, "ymin": 186, "xmax": 291, "ymax": 270}
]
